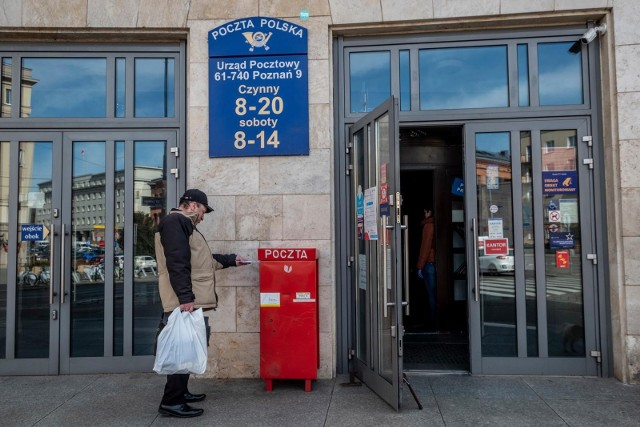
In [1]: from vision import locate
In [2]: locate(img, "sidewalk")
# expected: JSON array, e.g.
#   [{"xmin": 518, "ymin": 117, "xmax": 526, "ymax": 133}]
[{"xmin": 1, "ymin": 373, "xmax": 640, "ymax": 426}]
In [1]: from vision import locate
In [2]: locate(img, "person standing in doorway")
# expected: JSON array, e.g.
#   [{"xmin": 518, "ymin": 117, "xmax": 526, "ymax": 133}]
[
  {"xmin": 416, "ymin": 207, "xmax": 437, "ymax": 330},
  {"xmin": 155, "ymin": 189, "xmax": 248, "ymax": 418}
]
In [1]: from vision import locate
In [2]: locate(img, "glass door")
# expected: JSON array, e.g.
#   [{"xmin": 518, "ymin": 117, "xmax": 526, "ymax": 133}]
[
  {"xmin": 0, "ymin": 131, "xmax": 177, "ymax": 374},
  {"xmin": 465, "ymin": 119, "xmax": 599, "ymax": 375},
  {"xmin": 349, "ymin": 97, "xmax": 405, "ymax": 410}
]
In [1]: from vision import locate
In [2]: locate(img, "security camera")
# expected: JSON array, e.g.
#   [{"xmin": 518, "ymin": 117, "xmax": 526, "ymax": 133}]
[{"xmin": 580, "ymin": 23, "xmax": 607, "ymax": 45}]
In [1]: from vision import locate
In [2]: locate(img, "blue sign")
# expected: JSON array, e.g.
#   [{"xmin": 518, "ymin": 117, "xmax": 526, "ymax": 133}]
[
  {"xmin": 542, "ymin": 170, "xmax": 578, "ymax": 195},
  {"xmin": 21, "ymin": 224, "xmax": 44, "ymax": 241},
  {"xmin": 451, "ymin": 177, "xmax": 464, "ymax": 196},
  {"xmin": 209, "ymin": 17, "xmax": 309, "ymax": 157},
  {"xmin": 549, "ymin": 232, "xmax": 575, "ymax": 249}
]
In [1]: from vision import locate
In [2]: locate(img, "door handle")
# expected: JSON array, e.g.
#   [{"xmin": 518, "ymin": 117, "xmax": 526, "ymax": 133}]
[
  {"xmin": 381, "ymin": 215, "xmax": 389, "ymax": 318},
  {"xmin": 60, "ymin": 223, "xmax": 66, "ymax": 304},
  {"xmin": 401, "ymin": 214, "xmax": 409, "ymax": 315},
  {"xmin": 471, "ymin": 218, "xmax": 479, "ymax": 302},
  {"xmin": 49, "ymin": 224, "xmax": 56, "ymax": 305}
]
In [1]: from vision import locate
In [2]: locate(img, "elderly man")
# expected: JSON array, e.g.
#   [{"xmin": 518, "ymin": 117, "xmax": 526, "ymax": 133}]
[{"xmin": 155, "ymin": 189, "xmax": 248, "ymax": 418}]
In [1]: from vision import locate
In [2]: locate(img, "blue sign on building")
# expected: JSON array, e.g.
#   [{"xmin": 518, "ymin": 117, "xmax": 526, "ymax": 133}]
[{"xmin": 208, "ymin": 17, "xmax": 309, "ymax": 157}]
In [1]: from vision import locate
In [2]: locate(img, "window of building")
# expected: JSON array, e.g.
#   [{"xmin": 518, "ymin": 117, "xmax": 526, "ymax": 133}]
[{"xmin": 349, "ymin": 51, "xmax": 390, "ymax": 113}]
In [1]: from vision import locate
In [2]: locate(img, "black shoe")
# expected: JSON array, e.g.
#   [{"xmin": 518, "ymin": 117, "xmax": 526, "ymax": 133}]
[
  {"xmin": 158, "ymin": 403, "xmax": 204, "ymax": 418},
  {"xmin": 184, "ymin": 392, "xmax": 206, "ymax": 403}
]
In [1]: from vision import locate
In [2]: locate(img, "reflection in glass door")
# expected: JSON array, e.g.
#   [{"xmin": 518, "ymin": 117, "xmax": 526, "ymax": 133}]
[
  {"xmin": 466, "ymin": 120, "xmax": 598, "ymax": 375},
  {"xmin": 0, "ymin": 132, "xmax": 175, "ymax": 375}
]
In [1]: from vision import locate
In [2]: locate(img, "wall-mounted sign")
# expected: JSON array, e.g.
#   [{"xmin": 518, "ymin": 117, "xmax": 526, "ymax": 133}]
[
  {"xmin": 208, "ymin": 17, "xmax": 309, "ymax": 157},
  {"xmin": 542, "ymin": 170, "xmax": 578, "ymax": 195}
]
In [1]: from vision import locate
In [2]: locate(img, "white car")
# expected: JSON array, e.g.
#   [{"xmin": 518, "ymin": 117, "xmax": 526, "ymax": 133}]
[
  {"xmin": 134, "ymin": 255, "xmax": 157, "ymax": 270},
  {"xmin": 478, "ymin": 254, "xmax": 515, "ymax": 274}
]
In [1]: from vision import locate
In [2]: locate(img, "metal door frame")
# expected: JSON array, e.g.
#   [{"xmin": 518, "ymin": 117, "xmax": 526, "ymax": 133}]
[
  {"xmin": 464, "ymin": 118, "xmax": 599, "ymax": 375},
  {"xmin": 348, "ymin": 97, "xmax": 404, "ymax": 410},
  {"xmin": 0, "ymin": 130, "xmax": 177, "ymax": 375}
]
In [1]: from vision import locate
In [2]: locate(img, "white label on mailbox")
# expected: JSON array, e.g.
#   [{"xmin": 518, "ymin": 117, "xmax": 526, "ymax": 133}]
[
  {"xmin": 296, "ymin": 292, "xmax": 310, "ymax": 299},
  {"xmin": 260, "ymin": 292, "xmax": 280, "ymax": 307}
]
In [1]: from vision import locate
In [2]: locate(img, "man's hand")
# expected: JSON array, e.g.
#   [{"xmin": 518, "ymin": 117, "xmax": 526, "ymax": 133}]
[
  {"xmin": 417, "ymin": 269, "xmax": 423, "ymax": 279},
  {"xmin": 180, "ymin": 302, "xmax": 195, "ymax": 312},
  {"xmin": 236, "ymin": 255, "xmax": 250, "ymax": 266}
]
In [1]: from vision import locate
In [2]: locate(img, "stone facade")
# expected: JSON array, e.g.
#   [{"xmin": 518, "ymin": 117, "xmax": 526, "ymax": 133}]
[{"xmin": 2, "ymin": 0, "xmax": 639, "ymax": 384}]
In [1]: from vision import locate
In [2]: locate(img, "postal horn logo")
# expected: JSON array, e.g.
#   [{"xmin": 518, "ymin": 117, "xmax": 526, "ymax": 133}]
[{"xmin": 242, "ymin": 31, "xmax": 272, "ymax": 51}]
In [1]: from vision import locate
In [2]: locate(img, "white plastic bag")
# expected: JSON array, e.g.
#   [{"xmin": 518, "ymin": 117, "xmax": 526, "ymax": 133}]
[{"xmin": 153, "ymin": 307, "xmax": 208, "ymax": 375}]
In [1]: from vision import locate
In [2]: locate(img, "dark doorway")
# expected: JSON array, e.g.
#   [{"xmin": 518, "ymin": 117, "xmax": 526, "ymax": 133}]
[{"xmin": 400, "ymin": 126, "xmax": 469, "ymax": 371}]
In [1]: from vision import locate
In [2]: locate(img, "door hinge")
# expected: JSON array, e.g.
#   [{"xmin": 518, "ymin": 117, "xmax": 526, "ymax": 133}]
[
  {"xmin": 170, "ymin": 168, "xmax": 179, "ymax": 178},
  {"xmin": 583, "ymin": 158, "xmax": 594, "ymax": 169},
  {"xmin": 586, "ymin": 253, "xmax": 597, "ymax": 265},
  {"xmin": 590, "ymin": 350, "xmax": 602, "ymax": 363},
  {"xmin": 346, "ymin": 164, "xmax": 353, "ymax": 175},
  {"xmin": 346, "ymin": 141, "xmax": 352, "ymax": 154},
  {"xmin": 582, "ymin": 135, "xmax": 593, "ymax": 147},
  {"xmin": 170, "ymin": 146, "xmax": 179, "ymax": 157},
  {"xmin": 347, "ymin": 255, "xmax": 354, "ymax": 267}
]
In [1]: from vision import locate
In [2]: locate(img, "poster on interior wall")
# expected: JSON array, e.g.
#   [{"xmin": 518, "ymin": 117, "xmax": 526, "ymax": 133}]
[{"xmin": 208, "ymin": 17, "xmax": 309, "ymax": 157}]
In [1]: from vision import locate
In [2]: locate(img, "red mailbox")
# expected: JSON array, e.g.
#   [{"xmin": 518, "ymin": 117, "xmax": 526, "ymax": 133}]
[{"xmin": 259, "ymin": 248, "xmax": 318, "ymax": 392}]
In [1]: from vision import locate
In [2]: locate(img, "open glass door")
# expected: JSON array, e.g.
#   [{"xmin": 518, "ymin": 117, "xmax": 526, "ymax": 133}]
[
  {"xmin": 349, "ymin": 97, "xmax": 404, "ymax": 409},
  {"xmin": 465, "ymin": 119, "xmax": 599, "ymax": 375}
]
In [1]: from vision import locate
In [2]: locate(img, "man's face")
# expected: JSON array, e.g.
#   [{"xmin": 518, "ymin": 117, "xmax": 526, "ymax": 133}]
[{"xmin": 188, "ymin": 201, "xmax": 207, "ymax": 224}]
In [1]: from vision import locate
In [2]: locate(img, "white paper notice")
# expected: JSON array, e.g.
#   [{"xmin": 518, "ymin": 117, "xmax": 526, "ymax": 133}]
[{"xmin": 364, "ymin": 186, "xmax": 378, "ymax": 240}]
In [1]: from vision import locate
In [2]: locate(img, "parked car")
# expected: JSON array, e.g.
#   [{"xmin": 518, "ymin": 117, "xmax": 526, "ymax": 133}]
[
  {"xmin": 478, "ymin": 254, "xmax": 515, "ymax": 274},
  {"xmin": 134, "ymin": 255, "xmax": 157, "ymax": 270}
]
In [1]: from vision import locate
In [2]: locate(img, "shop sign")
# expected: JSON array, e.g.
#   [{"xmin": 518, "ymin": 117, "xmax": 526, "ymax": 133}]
[
  {"xmin": 556, "ymin": 250, "xmax": 570, "ymax": 269},
  {"xmin": 549, "ymin": 232, "xmax": 575, "ymax": 249},
  {"xmin": 542, "ymin": 170, "xmax": 578, "ymax": 195},
  {"xmin": 484, "ymin": 238, "xmax": 508, "ymax": 256},
  {"xmin": 208, "ymin": 17, "xmax": 309, "ymax": 157}
]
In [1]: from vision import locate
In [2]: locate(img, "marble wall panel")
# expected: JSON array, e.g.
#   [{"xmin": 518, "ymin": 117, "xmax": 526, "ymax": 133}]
[
  {"xmin": 381, "ymin": 0, "xmax": 434, "ymax": 21},
  {"xmin": 626, "ymin": 286, "xmax": 640, "ymax": 335},
  {"xmin": 308, "ymin": 59, "xmax": 330, "ymax": 104},
  {"xmin": 209, "ymin": 286, "xmax": 237, "ymax": 332},
  {"xmin": 306, "ymin": 16, "xmax": 332, "ymax": 60},
  {"xmin": 432, "ymin": 0, "xmax": 500, "ymax": 18},
  {"xmin": 259, "ymin": 149, "xmax": 330, "ymax": 194},
  {"xmin": 318, "ymin": 331, "xmax": 333, "ymax": 378},
  {"xmin": 187, "ymin": 155, "xmax": 260, "ymax": 196},
  {"xmin": 613, "ymin": 0, "xmax": 640, "ymax": 46},
  {"xmin": 237, "ymin": 285, "xmax": 260, "ymax": 332},
  {"xmin": 621, "ymin": 188, "xmax": 640, "ymax": 236},
  {"xmin": 500, "ymin": 0, "xmax": 553, "ymax": 14},
  {"xmin": 187, "ymin": 19, "xmax": 225, "ymax": 63},
  {"xmin": 187, "ymin": 106, "xmax": 209, "ymax": 152},
  {"xmin": 137, "ymin": 0, "xmax": 189, "ymax": 28},
  {"xmin": 195, "ymin": 195, "xmax": 236, "ymax": 241},
  {"xmin": 23, "ymin": 0, "xmax": 87, "ymax": 27},
  {"xmin": 615, "ymin": 44, "xmax": 640, "ymax": 93},
  {"xmin": 188, "ymin": 0, "xmax": 259, "ymax": 20},
  {"xmin": 208, "ymin": 332, "xmax": 260, "ymax": 378},
  {"xmin": 0, "ymin": 0, "xmax": 22, "ymax": 26},
  {"xmin": 328, "ymin": 0, "xmax": 382, "ymax": 24},
  {"xmin": 310, "ymin": 103, "xmax": 332, "ymax": 150},
  {"xmin": 627, "ymin": 335, "xmax": 640, "ymax": 383},
  {"xmin": 282, "ymin": 194, "xmax": 331, "ymax": 240},
  {"xmin": 623, "ymin": 236, "xmax": 640, "ymax": 286},
  {"xmin": 318, "ymin": 285, "xmax": 333, "ymax": 333},
  {"xmin": 260, "ymin": 0, "xmax": 331, "ymax": 18},
  {"xmin": 619, "ymin": 140, "xmax": 640, "ymax": 188},
  {"xmin": 87, "ymin": 0, "xmax": 140, "ymax": 27},
  {"xmin": 555, "ymin": 0, "xmax": 609, "ymax": 10},
  {"xmin": 188, "ymin": 61, "xmax": 209, "ymax": 107},
  {"xmin": 236, "ymin": 195, "xmax": 284, "ymax": 240},
  {"xmin": 214, "ymin": 261, "xmax": 259, "ymax": 287}
]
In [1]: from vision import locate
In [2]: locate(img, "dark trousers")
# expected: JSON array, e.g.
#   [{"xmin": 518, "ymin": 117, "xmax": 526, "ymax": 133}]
[{"xmin": 156, "ymin": 311, "xmax": 211, "ymax": 406}]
